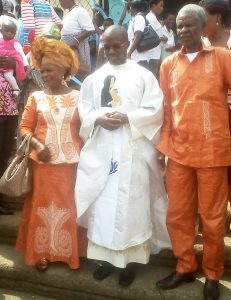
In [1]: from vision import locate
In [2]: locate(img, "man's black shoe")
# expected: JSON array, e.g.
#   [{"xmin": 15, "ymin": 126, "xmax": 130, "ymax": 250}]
[
  {"xmin": 119, "ymin": 264, "xmax": 136, "ymax": 287},
  {"xmin": 156, "ymin": 271, "xmax": 196, "ymax": 290},
  {"xmin": 203, "ymin": 279, "xmax": 220, "ymax": 300},
  {"xmin": 93, "ymin": 262, "xmax": 114, "ymax": 281}
]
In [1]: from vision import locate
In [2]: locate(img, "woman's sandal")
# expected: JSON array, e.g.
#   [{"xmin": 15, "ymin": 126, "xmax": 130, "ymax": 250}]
[{"xmin": 35, "ymin": 258, "xmax": 49, "ymax": 271}]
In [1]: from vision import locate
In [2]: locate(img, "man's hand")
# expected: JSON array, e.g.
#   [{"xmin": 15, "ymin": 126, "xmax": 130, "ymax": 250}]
[
  {"xmin": 95, "ymin": 113, "xmax": 122, "ymax": 131},
  {"xmin": 157, "ymin": 150, "xmax": 166, "ymax": 171}
]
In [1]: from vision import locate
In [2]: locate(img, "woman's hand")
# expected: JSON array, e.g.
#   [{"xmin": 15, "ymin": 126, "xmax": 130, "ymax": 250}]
[
  {"xmin": 0, "ymin": 56, "xmax": 16, "ymax": 69},
  {"xmin": 37, "ymin": 145, "xmax": 51, "ymax": 163},
  {"xmin": 70, "ymin": 38, "xmax": 79, "ymax": 49},
  {"xmin": 71, "ymin": 30, "xmax": 94, "ymax": 49},
  {"xmin": 30, "ymin": 137, "xmax": 51, "ymax": 163}
]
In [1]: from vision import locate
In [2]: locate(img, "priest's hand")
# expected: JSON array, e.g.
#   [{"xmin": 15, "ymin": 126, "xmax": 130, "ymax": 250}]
[
  {"xmin": 109, "ymin": 112, "xmax": 129, "ymax": 124},
  {"xmin": 95, "ymin": 113, "xmax": 122, "ymax": 131}
]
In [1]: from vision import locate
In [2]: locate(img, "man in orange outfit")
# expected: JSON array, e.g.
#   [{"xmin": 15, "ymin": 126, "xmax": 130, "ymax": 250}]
[{"xmin": 156, "ymin": 4, "xmax": 231, "ymax": 300}]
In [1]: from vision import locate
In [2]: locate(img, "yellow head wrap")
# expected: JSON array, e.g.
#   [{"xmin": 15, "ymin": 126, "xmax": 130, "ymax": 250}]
[{"xmin": 31, "ymin": 36, "xmax": 79, "ymax": 79}]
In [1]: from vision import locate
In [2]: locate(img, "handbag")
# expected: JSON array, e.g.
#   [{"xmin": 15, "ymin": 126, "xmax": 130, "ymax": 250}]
[
  {"xmin": 137, "ymin": 14, "xmax": 161, "ymax": 53},
  {"xmin": 0, "ymin": 133, "xmax": 33, "ymax": 197}
]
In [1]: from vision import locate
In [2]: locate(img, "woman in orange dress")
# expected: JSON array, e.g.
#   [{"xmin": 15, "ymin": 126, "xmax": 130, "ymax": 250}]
[{"xmin": 16, "ymin": 36, "xmax": 85, "ymax": 270}]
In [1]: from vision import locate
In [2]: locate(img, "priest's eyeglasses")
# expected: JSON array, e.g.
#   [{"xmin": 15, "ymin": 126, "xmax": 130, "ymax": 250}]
[{"xmin": 103, "ymin": 42, "xmax": 127, "ymax": 50}]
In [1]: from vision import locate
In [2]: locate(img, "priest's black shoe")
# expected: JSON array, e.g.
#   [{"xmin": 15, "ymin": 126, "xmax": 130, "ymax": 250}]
[
  {"xmin": 93, "ymin": 262, "xmax": 114, "ymax": 280},
  {"xmin": 156, "ymin": 271, "xmax": 196, "ymax": 290},
  {"xmin": 119, "ymin": 263, "xmax": 136, "ymax": 287},
  {"xmin": 203, "ymin": 279, "xmax": 220, "ymax": 300}
]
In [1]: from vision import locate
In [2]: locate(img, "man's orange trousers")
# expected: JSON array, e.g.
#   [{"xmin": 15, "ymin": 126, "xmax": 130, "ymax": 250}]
[{"xmin": 166, "ymin": 159, "xmax": 228, "ymax": 280}]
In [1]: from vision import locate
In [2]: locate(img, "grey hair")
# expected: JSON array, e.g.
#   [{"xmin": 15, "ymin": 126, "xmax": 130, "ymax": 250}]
[
  {"xmin": 177, "ymin": 4, "xmax": 207, "ymax": 27},
  {"xmin": 0, "ymin": 16, "xmax": 17, "ymax": 30}
]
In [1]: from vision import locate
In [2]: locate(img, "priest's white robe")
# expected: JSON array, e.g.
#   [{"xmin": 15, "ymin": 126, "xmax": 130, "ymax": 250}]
[{"xmin": 75, "ymin": 60, "xmax": 171, "ymax": 267}]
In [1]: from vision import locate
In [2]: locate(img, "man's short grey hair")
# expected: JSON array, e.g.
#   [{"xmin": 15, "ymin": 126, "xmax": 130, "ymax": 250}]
[{"xmin": 177, "ymin": 4, "xmax": 207, "ymax": 27}]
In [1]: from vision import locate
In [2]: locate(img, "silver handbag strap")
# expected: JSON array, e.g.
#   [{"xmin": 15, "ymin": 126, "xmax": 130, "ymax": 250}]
[{"xmin": 17, "ymin": 134, "xmax": 33, "ymax": 156}]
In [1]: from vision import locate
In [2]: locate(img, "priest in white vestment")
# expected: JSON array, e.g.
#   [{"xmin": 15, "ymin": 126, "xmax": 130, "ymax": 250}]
[{"xmin": 75, "ymin": 25, "xmax": 171, "ymax": 286}]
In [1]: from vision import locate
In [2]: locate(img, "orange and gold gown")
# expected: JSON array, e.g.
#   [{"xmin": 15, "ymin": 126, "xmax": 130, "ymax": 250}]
[{"xmin": 16, "ymin": 90, "xmax": 86, "ymax": 269}]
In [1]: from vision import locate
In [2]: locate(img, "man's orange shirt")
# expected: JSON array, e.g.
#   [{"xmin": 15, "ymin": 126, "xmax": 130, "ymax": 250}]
[{"xmin": 157, "ymin": 45, "xmax": 231, "ymax": 168}]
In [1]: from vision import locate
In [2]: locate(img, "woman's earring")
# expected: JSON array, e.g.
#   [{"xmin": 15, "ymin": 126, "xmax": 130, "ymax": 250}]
[{"xmin": 62, "ymin": 76, "xmax": 66, "ymax": 85}]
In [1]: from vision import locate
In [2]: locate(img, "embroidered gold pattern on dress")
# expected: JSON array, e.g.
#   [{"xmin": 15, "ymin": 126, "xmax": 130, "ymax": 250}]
[
  {"xmin": 43, "ymin": 110, "xmax": 60, "ymax": 161},
  {"xmin": 39, "ymin": 93, "xmax": 79, "ymax": 164},
  {"xmin": 60, "ymin": 107, "xmax": 78, "ymax": 160},
  {"xmin": 34, "ymin": 201, "xmax": 72, "ymax": 257},
  {"xmin": 202, "ymin": 101, "xmax": 212, "ymax": 139}
]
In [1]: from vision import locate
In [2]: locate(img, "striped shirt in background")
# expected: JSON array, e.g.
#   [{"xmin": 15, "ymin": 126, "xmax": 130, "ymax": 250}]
[{"xmin": 21, "ymin": 0, "xmax": 62, "ymax": 53}]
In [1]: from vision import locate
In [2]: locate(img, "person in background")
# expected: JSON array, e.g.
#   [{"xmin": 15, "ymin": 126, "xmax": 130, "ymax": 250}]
[
  {"xmin": 89, "ymin": 11, "xmax": 104, "ymax": 72},
  {"xmin": 118, "ymin": 0, "xmax": 132, "ymax": 27},
  {"xmin": 96, "ymin": 17, "xmax": 114, "ymax": 69},
  {"xmin": 0, "ymin": 17, "xmax": 28, "ymax": 99},
  {"xmin": 155, "ymin": 5, "xmax": 231, "ymax": 300},
  {"xmin": 146, "ymin": 0, "xmax": 167, "ymax": 78},
  {"xmin": 0, "ymin": 0, "xmax": 17, "ymax": 215},
  {"xmin": 199, "ymin": 0, "xmax": 230, "ymax": 48},
  {"xmin": 16, "ymin": 36, "xmax": 86, "ymax": 271},
  {"xmin": 161, "ymin": 12, "xmax": 176, "ymax": 61},
  {"xmin": 53, "ymin": 7, "xmax": 63, "ymax": 20},
  {"xmin": 15, "ymin": 2, "xmax": 24, "ymax": 46},
  {"xmin": 2, "ymin": 0, "xmax": 14, "ymax": 17},
  {"xmin": 21, "ymin": 0, "xmax": 62, "ymax": 54},
  {"xmin": 59, "ymin": 0, "xmax": 94, "ymax": 80},
  {"xmin": 104, "ymin": 17, "xmax": 114, "ymax": 30},
  {"xmin": 127, "ymin": 0, "xmax": 153, "ymax": 70},
  {"xmin": 75, "ymin": 25, "xmax": 170, "ymax": 287}
]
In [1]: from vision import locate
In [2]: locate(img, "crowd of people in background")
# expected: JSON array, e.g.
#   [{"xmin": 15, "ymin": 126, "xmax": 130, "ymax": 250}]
[{"xmin": 0, "ymin": 0, "xmax": 230, "ymax": 300}]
